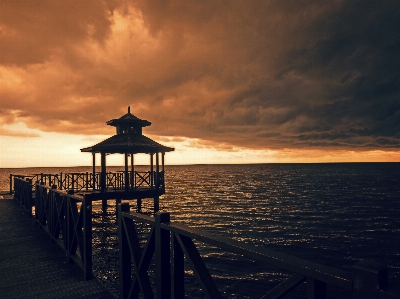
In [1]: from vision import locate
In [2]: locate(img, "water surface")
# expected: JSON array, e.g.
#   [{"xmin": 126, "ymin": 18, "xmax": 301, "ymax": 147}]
[{"xmin": 2, "ymin": 163, "xmax": 399, "ymax": 298}]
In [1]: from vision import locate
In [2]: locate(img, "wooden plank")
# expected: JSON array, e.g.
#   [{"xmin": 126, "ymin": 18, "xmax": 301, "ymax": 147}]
[{"xmin": 0, "ymin": 197, "xmax": 115, "ymax": 299}]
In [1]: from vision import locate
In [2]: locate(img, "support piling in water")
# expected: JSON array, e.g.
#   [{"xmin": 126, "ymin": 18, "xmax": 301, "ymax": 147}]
[{"xmin": 102, "ymin": 198, "xmax": 108, "ymax": 214}]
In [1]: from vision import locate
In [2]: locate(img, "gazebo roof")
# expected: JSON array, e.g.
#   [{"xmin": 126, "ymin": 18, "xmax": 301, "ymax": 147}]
[
  {"xmin": 106, "ymin": 107, "xmax": 151, "ymax": 128},
  {"xmin": 80, "ymin": 133, "xmax": 174, "ymax": 154}
]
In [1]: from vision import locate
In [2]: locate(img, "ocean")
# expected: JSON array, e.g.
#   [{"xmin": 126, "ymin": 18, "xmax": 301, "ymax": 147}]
[{"xmin": 1, "ymin": 163, "xmax": 400, "ymax": 298}]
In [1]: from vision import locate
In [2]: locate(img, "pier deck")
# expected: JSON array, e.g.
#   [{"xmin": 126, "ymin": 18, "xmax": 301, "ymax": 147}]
[{"xmin": 0, "ymin": 193, "xmax": 115, "ymax": 299}]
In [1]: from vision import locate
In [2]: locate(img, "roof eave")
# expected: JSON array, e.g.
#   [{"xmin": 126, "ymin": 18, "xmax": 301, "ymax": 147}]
[
  {"xmin": 80, "ymin": 146, "xmax": 174, "ymax": 154},
  {"xmin": 80, "ymin": 147, "xmax": 94, "ymax": 152}
]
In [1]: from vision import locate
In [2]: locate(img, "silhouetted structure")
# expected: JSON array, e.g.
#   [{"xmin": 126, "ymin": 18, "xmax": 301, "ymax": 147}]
[{"xmin": 80, "ymin": 107, "xmax": 174, "ymax": 211}]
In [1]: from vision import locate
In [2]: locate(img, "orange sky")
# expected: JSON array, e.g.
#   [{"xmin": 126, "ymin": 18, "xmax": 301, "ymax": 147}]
[{"xmin": 1, "ymin": 1, "xmax": 399, "ymax": 167}]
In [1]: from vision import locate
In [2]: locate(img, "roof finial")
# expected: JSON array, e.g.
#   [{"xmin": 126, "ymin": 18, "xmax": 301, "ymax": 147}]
[{"xmin": 128, "ymin": 106, "xmax": 130, "ymax": 114}]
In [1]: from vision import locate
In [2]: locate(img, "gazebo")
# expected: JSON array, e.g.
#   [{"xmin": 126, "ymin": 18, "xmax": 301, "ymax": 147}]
[{"xmin": 80, "ymin": 107, "xmax": 174, "ymax": 211}]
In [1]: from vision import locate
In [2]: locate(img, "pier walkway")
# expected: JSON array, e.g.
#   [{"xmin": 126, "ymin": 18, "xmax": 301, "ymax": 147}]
[
  {"xmin": 0, "ymin": 193, "xmax": 115, "ymax": 299},
  {"xmin": 3, "ymin": 177, "xmax": 400, "ymax": 299}
]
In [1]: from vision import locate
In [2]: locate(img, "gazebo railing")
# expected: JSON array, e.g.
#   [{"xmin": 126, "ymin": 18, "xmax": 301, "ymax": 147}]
[
  {"xmin": 10, "ymin": 171, "xmax": 165, "ymax": 193},
  {"xmin": 106, "ymin": 172, "xmax": 125, "ymax": 190},
  {"xmin": 134, "ymin": 171, "xmax": 152, "ymax": 188},
  {"xmin": 60, "ymin": 172, "xmax": 95, "ymax": 191}
]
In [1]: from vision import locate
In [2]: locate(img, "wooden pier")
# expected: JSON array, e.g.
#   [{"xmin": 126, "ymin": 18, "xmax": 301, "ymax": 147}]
[
  {"xmin": 0, "ymin": 193, "xmax": 115, "ymax": 299},
  {"xmin": 3, "ymin": 178, "xmax": 400, "ymax": 298}
]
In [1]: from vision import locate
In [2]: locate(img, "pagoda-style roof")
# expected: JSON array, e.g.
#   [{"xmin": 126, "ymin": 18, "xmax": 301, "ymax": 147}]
[
  {"xmin": 81, "ymin": 107, "xmax": 174, "ymax": 154},
  {"xmin": 106, "ymin": 107, "xmax": 151, "ymax": 128},
  {"xmin": 81, "ymin": 133, "xmax": 174, "ymax": 154}
]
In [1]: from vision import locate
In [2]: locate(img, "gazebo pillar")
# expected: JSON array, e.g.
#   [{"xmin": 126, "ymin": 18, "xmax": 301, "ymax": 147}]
[
  {"xmin": 156, "ymin": 153, "xmax": 160, "ymax": 189},
  {"xmin": 100, "ymin": 152, "xmax": 107, "ymax": 212},
  {"xmin": 100, "ymin": 152, "xmax": 106, "ymax": 192},
  {"xmin": 130, "ymin": 154, "xmax": 134, "ymax": 188},
  {"xmin": 161, "ymin": 152, "xmax": 165, "ymax": 191},
  {"xmin": 124, "ymin": 153, "xmax": 129, "ymax": 191},
  {"xmin": 92, "ymin": 153, "xmax": 96, "ymax": 191},
  {"xmin": 153, "ymin": 152, "xmax": 160, "ymax": 213},
  {"xmin": 150, "ymin": 154, "xmax": 154, "ymax": 188}
]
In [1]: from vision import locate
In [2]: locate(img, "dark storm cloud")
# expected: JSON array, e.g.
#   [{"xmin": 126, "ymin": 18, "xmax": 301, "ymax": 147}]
[
  {"xmin": 275, "ymin": 0, "xmax": 400, "ymax": 148},
  {"xmin": 0, "ymin": 0, "xmax": 399, "ymax": 150},
  {"xmin": 0, "ymin": 0, "xmax": 118, "ymax": 65}
]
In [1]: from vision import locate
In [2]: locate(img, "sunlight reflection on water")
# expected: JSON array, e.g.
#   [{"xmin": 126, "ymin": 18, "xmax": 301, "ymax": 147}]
[
  {"xmin": 161, "ymin": 164, "xmax": 400, "ymax": 290},
  {"xmin": 1, "ymin": 163, "xmax": 400, "ymax": 298}
]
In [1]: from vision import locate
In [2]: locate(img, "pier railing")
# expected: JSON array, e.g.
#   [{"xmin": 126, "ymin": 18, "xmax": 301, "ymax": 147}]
[
  {"xmin": 13, "ymin": 177, "xmax": 33, "ymax": 217},
  {"xmin": 13, "ymin": 177, "xmax": 93, "ymax": 280},
  {"xmin": 10, "ymin": 171, "xmax": 165, "ymax": 193},
  {"xmin": 118, "ymin": 203, "xmax": 400, "ymax": 299},
  {"xmin": 11, "ymin": 177, "xmax": 400, "ymax": 298}
]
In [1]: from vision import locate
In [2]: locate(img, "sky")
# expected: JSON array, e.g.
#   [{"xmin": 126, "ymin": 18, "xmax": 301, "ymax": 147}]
[{"xmin": 1, "ymin": 0, "xmax": 399, "ymax": 167}]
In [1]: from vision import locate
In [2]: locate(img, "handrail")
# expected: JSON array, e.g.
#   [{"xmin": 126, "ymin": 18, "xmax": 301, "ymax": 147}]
[
  {"xmin": 34, "ymin": 183, "xmax": 93, "ymax": 280},
  {"xmin": 165, "ymin": 222, "xmax": 352, "ymax": 290},
  {"xmin": 118, "ymin": 203, "xmax": 400, "ymax": 299},
  {"xmin": 10, "ymin": 171, "xmax": 165, "ymax": 193},
  {"xmin": 13, "ymin": 177, "xmax": 33, "ymax": 217}
]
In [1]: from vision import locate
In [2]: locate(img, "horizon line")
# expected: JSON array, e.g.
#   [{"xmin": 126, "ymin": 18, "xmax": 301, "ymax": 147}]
[{"xmin": 1, "ymin": 161, "xmax": 399, "ymax": 169}]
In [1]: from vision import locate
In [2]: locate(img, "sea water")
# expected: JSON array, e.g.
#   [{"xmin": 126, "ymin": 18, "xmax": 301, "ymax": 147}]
[{"xmin": 1, "ymin": 163, "xmax": 399, "ymax": 298}]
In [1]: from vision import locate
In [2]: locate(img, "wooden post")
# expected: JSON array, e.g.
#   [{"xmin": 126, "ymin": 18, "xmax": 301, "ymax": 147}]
[
  {"xmin": 85, "ymin": 172, "xmax": 89, "ymax": 191},
  {"xmin": 162, "ymin": 152, "xmax": 165, "ymax": 190},
  {"xmin": 307, "ymin": 278, "xmax": 326, "ymax": 299},
  {"xmin": 156, "ymin": 152, "xmax": 160, "ymax": 189},
  {"xmin": 92, "ymin": 152, "xmax": 96, "ymax": 191},
  {"xmin": 83, "ymin": 194, "xmax": 93, "ymax": 280},
  {"xmin": 154, "ymin": 196, "xmax": 159, "ymax": 213},
  {"xmin": 124, "ymin": 153, "xmax": 129, "ymax": 191},
  {"xmin": 27, "ymin": 179, "xmax": 33, "ymax": 217},
  {"xmin": 101, "ymin": 152, "xmax": 107, "ymax": 210},
  {"xmin": 102, "ymin": 199, "xmax": 108, "ymax": 214},
  {"xmin": 9, "ymin": 174, "xmax": 12, "ymax": 194},
  {"xmin": 137, "ymin": 198, "xmax": 142, "ymax": 213},
  {"xmin": 150, "ymin": 153, "xmax": 154, "ymax": 188},
  {"xmin": 118, "ymin": 203, "xmax": 131, "ymax": 299},
  {"xmin": 155, "ymin": 212, "xmax": 171, "ymax": 299},
  {"xmin": 50, "ymin": 184, "xmax": 58, "ymax": 235},
  {"xmin": 13, "ymin": 177, "xmax": 17, "ymax": 201},
  {"xmin": 35, "ymin": 182, "xmax": 42, "ymax": 225},
  {"xmin": 115, "ymin": 198, "xmax": 121, "ymax": 220},
  {"xmin": 172, "ymin": 232, "xmax": 184, "ymax": 299},
  {"xmin": 63, "ymin": 190, "xmax": 69, "ymax": 255},
  {"xmin": 352, "ymin": 260, "xmax": 388, "ymax": 299},
  {"xmin": 131, "ymin": 154, "xmax": 134, "ymax": 188},
  {"xmin": 100, "ymin": 152, "xmax": 106, "ymax": 192},
  {"xmin": 66, "ymin": 189, "xmax": 75, "ymax": 262}
]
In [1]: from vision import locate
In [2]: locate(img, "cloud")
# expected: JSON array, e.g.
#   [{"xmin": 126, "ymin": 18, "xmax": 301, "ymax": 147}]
[
  {"xmin": 0, "ymin": 126, "xmax": 40, "ymax": 138},
  {"xmin": 1, "ymin": 0, "xmax": 399, "ymax": 151}
]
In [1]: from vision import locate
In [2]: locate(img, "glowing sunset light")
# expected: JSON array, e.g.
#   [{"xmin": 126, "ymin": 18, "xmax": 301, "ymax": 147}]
[{"xmin": 1, "ymin": 1, "xmax": 399, "ymax": 167}]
